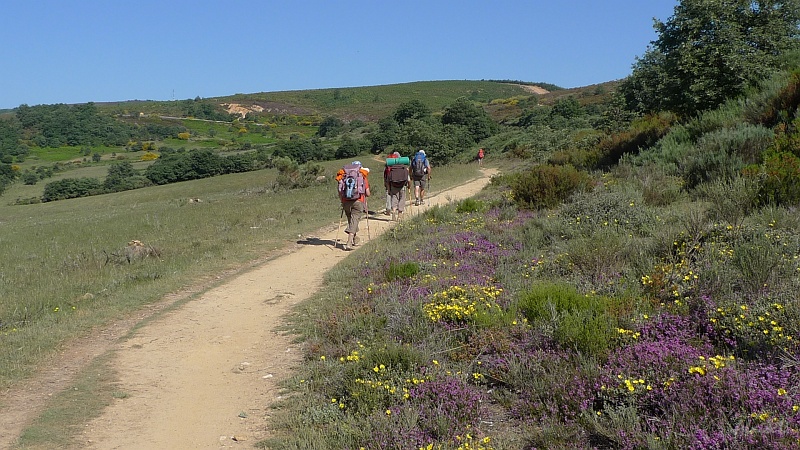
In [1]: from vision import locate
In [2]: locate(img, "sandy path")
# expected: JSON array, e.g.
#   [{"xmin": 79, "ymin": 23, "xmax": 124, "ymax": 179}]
[{"xmin": 1, "ymin": 168, "xmax": 495, "ymax": 449}]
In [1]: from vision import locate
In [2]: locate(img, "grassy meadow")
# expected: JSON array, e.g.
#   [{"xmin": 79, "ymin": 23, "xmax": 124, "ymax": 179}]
[{"xmin": 0, "ymin": 156, "xmax": 481, "ymax": 390}]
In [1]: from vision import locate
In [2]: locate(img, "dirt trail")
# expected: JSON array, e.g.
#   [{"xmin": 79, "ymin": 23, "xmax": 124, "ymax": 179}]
[{"xmin": 0, "ymin": 168, "xmax": 496, "ymax": 449}]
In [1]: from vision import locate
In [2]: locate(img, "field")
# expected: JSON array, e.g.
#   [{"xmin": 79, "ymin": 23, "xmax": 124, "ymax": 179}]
[{"xmin": 0, "ymin": 157, "xmax": 481, "ymax": 390}]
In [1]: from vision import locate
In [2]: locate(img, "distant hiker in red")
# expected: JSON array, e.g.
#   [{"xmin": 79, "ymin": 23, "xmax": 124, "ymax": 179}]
[
  {"xmin": 478, "ymin": 148, "xmax": 485, "ymax": 166},
  {"xmin": 336, "ymin": 161, "xmax": 371, "ymax": 250}
]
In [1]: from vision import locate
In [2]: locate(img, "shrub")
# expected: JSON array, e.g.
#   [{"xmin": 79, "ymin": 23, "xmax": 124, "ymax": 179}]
[
  {"xmin": 511, "ymin": 164, "xmax": 591, "ymax": 210},
  {"xmin": 744, "ymin": 69, "xmax": 800, "ymax": 129},
  {"xmin": 41, "ymin": 177, "xmax": 103, "ymax": 202},
  {"xmin": 559, "ymin": 183, "xmax": 656, "ymax": 236},
  {"xmin": 595, "ymin": 113, "xmax": 675, "ymax": 168},
  {"xmin": 680, "ymin": 144, "xmax": 744, "ymax": 190},
  {"xmin": 385, "ymin": 261, "xmax": 420, "ymax": 282},
  {"xmin": 695, "ymin": 176, "xmax": 760, "ymax": 227},
  {"xmin": 517, "ymin": 282, "xmax": 619, "ymax": 357},
  {"xmin": 455, "ymin": 198, "xmax": 485, "ymax": 213},
  {"xmin": 744, "ymin": 151, "xmax": 800, "ymax": 206}
]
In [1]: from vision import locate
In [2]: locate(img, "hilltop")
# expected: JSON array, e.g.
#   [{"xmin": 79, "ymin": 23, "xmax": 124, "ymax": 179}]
[{"xmin": 90, "ymin": 79, "xmax": 577, "ymax": 122}]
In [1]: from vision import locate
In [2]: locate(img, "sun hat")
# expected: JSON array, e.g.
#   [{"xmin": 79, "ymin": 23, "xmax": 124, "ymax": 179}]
[
  {"xmin": 352, "ymin": 160, "xmax": 362, "ymax": 166},
  {"xmin": 418, "ymin": 150, "xmax": 425, "ymax": 155},
  {"xmin": 391, "ymin": 152, "xmax": 400, "ymax": 158}
]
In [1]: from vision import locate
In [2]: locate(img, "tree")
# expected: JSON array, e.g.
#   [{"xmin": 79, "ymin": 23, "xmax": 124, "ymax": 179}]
[
  {"xmin": 317, "ymin": 116, "xmax": 344, "ymax": 137},
  {"xmin": 369, "ymin": 117, "xmax": 400, "ymax": 153},
  {"xmin": 440, "ymin": 97, "xmax": 497, "ymax": 142},
  {"xmin": 393, "ymin": 100, "xmax": 431, "ymax": 124},
  {"xmin": 335, "ymin": 136, "xmax": 370, "ymax": 159},
  {"xmin": 621, "ymin": 0, "xmax": 800, "ymax": 117},
  {"xmin": 550, "ymin": 97, "xmax": 584, "ymax": 120}
]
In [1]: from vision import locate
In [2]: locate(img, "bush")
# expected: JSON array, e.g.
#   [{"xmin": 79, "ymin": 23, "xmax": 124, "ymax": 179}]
[
  {"xmin": 41, "ymin": 177, "xmax": 103, "ymax": 202},
  {"xmin": 511, "ymin": 164, "xmax": 591, "ymax": 210},
  {"xmin": 455, "ymin": 198, "xmax": 485, "ymax": 213},
  {"xmin": 517, "ymin": 281, "xmax": 619, "ymax": 357},
  {"xmin": 744, "ymin": 151, "xmax": 800, "ymax": 206},
  {"xmin": 595, "ymin": 113, "xmax": 675, "ymax": 168},
  {"xmin": 385, "ymin": 261, "xmax": 420, "ymax": 282},
  {"xmin": 695, "ymin": 176, "xmax": 760, "ymax": 227}
]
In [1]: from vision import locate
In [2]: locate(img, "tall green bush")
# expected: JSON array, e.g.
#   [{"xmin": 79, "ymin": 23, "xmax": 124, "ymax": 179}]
[
  {"xmin": 511, "ymin": 164, "xmax": 591, "ymax": 210},
  {"xmin": 517, "ymin": 282, "xmax": 619, "ymax": 357}
]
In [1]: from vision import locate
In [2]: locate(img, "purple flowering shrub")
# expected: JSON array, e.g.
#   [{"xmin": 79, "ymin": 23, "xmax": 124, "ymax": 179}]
[
  {"xmin": 587, "ymin": 311, "xmax": 800, "ymax": 449},
  {"xmin": 278, "ymin": 203, "xmax": 800, "ymax": 450},
  {"xmin": 407, "ymin": 376, "xmax": 486, "ymax": 441}
]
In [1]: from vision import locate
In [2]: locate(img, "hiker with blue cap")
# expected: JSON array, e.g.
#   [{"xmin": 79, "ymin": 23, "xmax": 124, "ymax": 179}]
[{"xmin": 410, "ymin": 149, "xmax": 431, "ymax": 206}]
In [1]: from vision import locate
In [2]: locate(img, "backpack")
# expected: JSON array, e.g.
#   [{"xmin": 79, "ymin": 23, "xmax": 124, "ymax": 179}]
[
  {"xmin": 338, "ymin": 163, "xmax": 366, "ymax": 200},
  {"xmin": 411, "ymin": 154, "xmax": 427, "ymax": 178},
  {"xmin": 387, "ymin": 165, "xmax": 408, "ymax": 187}
]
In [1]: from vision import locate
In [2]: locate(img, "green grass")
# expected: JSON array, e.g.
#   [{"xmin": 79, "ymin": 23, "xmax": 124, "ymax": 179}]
[
  {"xmin": 0, "ymin": 157, "xmax": 479, "ymax": 391},
  {"xmin": 13, "ymin": 354, "xmax": 118, "ymax": 449}
]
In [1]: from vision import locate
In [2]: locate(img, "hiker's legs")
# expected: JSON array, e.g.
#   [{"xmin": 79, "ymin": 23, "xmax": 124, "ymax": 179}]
[
  {"xmin": 396, "ymin": 187, "xmax": 406, "ymax": 220},
  {"xmin": 418, "ymin": 178, "xmax": 428, "ymax": 204},
  {"xmin": 348, "ymin": 201, "xmax": 365, "ymax": 232},
  {"xmin": 343, "ymin": 200, "xmax": 364, "ymax": 248},
  {"xmin": 396, "ymin": 187, "xmax": 406, "ymax": 213},
  {"xmin": 389, "ymin": 186, "xmax": 406, "ymax": 220},
  {"xmin": 413, "ymin": 180, "xmax": 422, "ymax": 205}
]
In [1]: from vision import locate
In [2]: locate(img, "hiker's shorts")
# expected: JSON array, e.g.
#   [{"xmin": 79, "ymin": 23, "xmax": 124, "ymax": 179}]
[
  {"xmin": 413, "ymin": 178, "xmax": 428, "ymax": 190},
  {"xmin": 343, "ymin": 200, "xmax": 366, "ymax": 235},
  {"xmin": 388, "ymin": 185, "xmax": 407, "ymax": 212}
]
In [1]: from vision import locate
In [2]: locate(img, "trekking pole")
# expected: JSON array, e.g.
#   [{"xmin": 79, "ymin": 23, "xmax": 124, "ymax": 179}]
[
  {"xmin": 427, "ymin": 174, "xmax": 432, "ymax": 205},
  {"xmin": 334, "ymin": 205, "xmax": 344, "ymax": 249},
  {"xmin": 407, "ymin": 185, "xmax": 413, "ymax": 217},
  {"xmin": 364, "ymin": 198, "xmax": 371, "ymax": 240}
]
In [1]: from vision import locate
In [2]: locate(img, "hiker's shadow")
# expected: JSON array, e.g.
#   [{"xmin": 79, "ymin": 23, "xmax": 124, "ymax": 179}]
[
  {"xmin": 367, "ymin": 211, "xmax": 393, "ymax": 222},
  {"xmin": 296, "ymin": 237, "xmax": 337, "ymax": 246}
]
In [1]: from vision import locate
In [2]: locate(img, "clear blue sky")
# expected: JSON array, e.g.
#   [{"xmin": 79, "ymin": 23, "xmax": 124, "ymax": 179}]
[{"xmin": 0, "ymin": 0, "xmax": 679, "ymax": 110}]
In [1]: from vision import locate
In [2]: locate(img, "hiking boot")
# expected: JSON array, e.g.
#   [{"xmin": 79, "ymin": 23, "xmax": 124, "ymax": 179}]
[
  {"xmin": 420, "ymin": 199, "xmax": 425, "ymax": 205},
  {"xmin": 414, "ymin": 200, "xmax": 420, "ymax": 206}
]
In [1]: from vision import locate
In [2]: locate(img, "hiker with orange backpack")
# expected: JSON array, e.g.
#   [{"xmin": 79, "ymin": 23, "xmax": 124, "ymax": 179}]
[{"xmin": 335, "ymin": 161, "xmax": 371, "ymax": 250}]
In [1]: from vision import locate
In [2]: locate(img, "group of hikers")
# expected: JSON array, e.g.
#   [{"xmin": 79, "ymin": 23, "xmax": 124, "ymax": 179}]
[
  {"xmin": 334, "ymin": 147, "xmax": 485, "ymax": 251},
  {"xmin": 334, "ymin": 149, "xmax": 431, "ymax": 250}
]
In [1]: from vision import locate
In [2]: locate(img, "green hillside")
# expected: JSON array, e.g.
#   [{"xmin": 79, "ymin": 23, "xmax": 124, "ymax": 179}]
[{"xmin": 93, "ymin": 80, "xmax": 554, "ymax": 121}]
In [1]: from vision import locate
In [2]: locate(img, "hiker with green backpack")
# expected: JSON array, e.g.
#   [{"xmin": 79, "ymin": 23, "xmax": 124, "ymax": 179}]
[
  {"xmin": 335, "ymin": 161, "xmax": 371, "ymax": 250},
  {"xmin": 410, "ymin": 149, "xmax": 431, "ymax": 206},
  {"xmin": 384, "ymin": 153, "xmax": 410, "ymax": 221}
]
